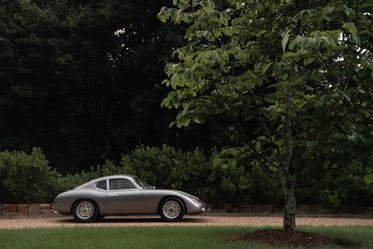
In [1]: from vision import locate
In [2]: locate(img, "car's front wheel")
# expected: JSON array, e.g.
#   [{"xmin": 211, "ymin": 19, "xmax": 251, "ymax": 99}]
[
  {"xmin": 159, "ymin": 197, "xmax": 185, "ymax": 222},
  {"xmin": 72, "ymin": 200, "xmax": 99, "ymax": 223}
]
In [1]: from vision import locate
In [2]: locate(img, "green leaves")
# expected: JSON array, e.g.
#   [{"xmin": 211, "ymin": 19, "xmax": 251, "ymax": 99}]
[
  {"xmin": 159, "ymin": 0, "xmax": 373, "ymax": 201},
  {"xmin": 281, "ymin": 29, "xmax": 290, "ymax": 53},
  {"xmin": 343, "ymin": 22, "xmax": 358, "ymax": 35},
  {"xmin": 273, "ymin": 63, "xmax": 281, "ymax": 75},
  {"xmin": 342, "ymin": 22, "xmax": 361, "ymax": 44},
  {"xmin": 0, "ymin": 148, "xmax": 60, "ymax": 203},
  {"xmin": 364, "ymin": 174, "xmax": 373, "ymax": 185},
  {"xmin": 306, "ymin": 141, "xmax": 318, "ymax": 150}
]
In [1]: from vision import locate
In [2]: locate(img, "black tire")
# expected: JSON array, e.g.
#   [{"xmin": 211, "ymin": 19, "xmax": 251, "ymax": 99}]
[
  {"xmin": 159, "ymin": 197, "xmax": 185, "ymax": 222},
  {"xmin": 72, "ymin": 200, "xmax": 99, "ymax": 223}
]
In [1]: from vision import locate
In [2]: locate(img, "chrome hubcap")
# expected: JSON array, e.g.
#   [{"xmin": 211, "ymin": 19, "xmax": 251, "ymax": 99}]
[
  {"xmin": 76, "ymin": 201, "xmax": 94, "ymax": 220},
  {"xmin": 163, "ymin": 200, "xmax": 180, "ymax": 219}
]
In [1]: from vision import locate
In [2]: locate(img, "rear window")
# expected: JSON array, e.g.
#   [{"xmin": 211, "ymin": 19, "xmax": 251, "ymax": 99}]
[{"xmin": 95, "ymin": 180, "xmax": 107, "ymax": 190}]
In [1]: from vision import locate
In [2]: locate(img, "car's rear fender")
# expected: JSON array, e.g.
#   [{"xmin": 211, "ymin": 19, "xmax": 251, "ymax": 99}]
[
  {"xmin": 71, "ymin": 198, "xmax": 101, "ymax": 215},
  {"xmin": 54, "ymin": 189, "xmax": 106, "ymax": 214}
]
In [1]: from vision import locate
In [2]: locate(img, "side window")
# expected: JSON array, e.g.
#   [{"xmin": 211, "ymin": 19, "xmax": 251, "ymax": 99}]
[
  {"xmin": 109, "ymin": 178, "xmax": 136, "ymax": 190},
  {"xmin": 95, "ymin": 180, "xmax": 107, "ymax": 190}
]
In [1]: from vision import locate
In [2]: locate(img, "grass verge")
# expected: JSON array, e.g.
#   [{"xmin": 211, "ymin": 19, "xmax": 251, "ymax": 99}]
[{"xmin": 0, "ymin": 226, "xmax": 372, "ymax": 249}]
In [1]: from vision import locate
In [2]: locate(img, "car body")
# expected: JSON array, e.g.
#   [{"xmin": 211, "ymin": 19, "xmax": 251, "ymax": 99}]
[{"xmin": 54, "ymin": 174, "xmax": 206, "ymax": 222}]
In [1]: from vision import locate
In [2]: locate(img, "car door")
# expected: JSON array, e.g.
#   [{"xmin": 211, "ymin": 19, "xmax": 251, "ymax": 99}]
[{"xmin": 106, "ymin": 178, "xmax": 145, "ymax": 212}]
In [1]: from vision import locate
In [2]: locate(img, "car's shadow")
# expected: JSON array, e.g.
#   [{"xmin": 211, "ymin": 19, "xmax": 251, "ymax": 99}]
[{"xmin": 57, "ymin": 216, "xmax": 206, "ymax": 224}]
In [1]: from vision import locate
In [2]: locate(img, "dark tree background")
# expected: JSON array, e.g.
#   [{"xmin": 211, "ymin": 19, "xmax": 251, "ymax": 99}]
[{"xmin": 0, "ymin": 0, "xmax": 224, "ymax": 172}]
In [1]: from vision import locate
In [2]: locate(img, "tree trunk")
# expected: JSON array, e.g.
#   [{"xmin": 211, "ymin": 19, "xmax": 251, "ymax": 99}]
[
  {"xmin": 282, "ymin": 181, "xmax": 296, "ymax": 231},
  {"xmin": 281, "ymin": 87, "xmax": 296, "ymax": 231}
]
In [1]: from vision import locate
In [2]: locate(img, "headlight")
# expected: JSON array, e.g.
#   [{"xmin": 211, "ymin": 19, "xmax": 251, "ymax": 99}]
[{"xmin": 190, "ymin": 197, "xmax": 201, "ymax": 206}]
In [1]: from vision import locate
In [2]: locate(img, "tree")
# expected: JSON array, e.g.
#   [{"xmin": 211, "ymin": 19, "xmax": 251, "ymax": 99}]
[
  {"xmin": 1, "ymin": 0, "xmax": 218, "ymax": 172},
  {"xmin": 159, "ymin": 0, "xmax": 373, "ymax": 231}
]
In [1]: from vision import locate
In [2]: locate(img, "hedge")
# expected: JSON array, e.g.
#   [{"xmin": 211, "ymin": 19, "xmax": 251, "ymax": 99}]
[
  {"xmin": 0, "ymin": 148, "xmax": 59, "ymax": 203},
  {"xmin": 0, "ymin": 146, "xmax": 372, "ymax": 208}
]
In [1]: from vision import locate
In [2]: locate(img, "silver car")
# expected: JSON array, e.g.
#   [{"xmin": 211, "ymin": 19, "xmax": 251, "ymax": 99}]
[{"xmin": 54, "ymin": 174, "xmax": 206, "ymax": 222}]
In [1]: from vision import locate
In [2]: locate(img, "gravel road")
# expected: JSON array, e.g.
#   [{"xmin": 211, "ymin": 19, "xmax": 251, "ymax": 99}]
[{"xmin": 1, "ymin": 215, "xmax": 373, "ymax": 229}]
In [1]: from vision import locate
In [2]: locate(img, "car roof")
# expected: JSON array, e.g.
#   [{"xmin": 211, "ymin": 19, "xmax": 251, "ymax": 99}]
[
  {"xmin": 76, "ymin": 174, "xmax": 137, "ymax": 189},
  {"xmin": 94, "ymin": 174, "xmax": 136, "ymax": 181}
]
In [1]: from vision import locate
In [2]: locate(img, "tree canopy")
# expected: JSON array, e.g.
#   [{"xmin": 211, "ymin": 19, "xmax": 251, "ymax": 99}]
[
  {"xmin": 159, "ymin": 0, "xmax": 373, "ymax": 230},
  {"xmin": 0, "ymin": 0, "xmax": 224, "ymax": 172}
]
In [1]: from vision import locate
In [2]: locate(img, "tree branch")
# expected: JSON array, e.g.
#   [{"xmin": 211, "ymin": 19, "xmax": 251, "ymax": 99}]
[{"xmin": 296, "ymin": 164, "xmax": 349, "ymax": 188}]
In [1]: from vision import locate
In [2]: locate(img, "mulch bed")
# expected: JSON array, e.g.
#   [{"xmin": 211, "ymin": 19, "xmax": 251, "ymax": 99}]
[{"xmin": 226, "ymin": 229, "xmax": 361, "ymax": 248}]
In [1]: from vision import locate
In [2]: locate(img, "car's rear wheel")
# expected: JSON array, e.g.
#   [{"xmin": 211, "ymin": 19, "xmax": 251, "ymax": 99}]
[
  {"xmin": 72, "ymin": 200, "xmax": 99, "ymax": 223},
  {"xmin": 159, "ymin": 197, "xmax": 185, "ymax": 222}
]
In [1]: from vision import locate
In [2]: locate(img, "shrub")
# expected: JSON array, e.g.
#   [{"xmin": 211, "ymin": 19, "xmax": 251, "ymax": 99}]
[
  {"xmin": 0, "ymin": 147, "xmax": 59, "ymax": 203},
  {"xmin": 1, "ymin": 145, "xmax": 370, "ymax": 207},
  {"xmin": 295, "ymin": 162, "xmax": 373, "ymax": 210},
  {"xmin": 99, "ymin": 145, "xmax": 217, "ymax": 202}
]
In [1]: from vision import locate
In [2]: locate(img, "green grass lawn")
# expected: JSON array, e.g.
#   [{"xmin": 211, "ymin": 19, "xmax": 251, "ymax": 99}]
[{"xmin": 0, "ymin": 226, "xmax": 372, "ymax": 249}]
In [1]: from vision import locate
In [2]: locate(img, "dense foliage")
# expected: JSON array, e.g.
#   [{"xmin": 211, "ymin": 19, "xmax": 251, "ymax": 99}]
[
  {"xmin": 1, "ymin": 147, "xmax": 372, "ymax": 208},
  {"xmin": 0, "ymin": 148, "xmax": 59, "ymax": 203},
  {"xmin": 0, "ymin": 0, "xmax": 224, "ymax": 173}
]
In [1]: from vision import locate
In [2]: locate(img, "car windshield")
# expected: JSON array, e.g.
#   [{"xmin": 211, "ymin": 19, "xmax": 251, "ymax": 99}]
[{"xmin": 134, "ymin": 177, "xmax": 153, "ymax": 189}]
